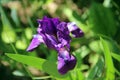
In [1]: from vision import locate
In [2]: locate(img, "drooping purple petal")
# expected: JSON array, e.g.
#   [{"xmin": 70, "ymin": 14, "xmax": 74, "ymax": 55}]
[
  {"xmin": 57, "ymin": 48, "xmax": 76, "ymax": 74},
  {"xmin": 71, "ymin": 28, "xmax": 84, "ymax": 37},
  {"xmin": 67, "ymin": 22, "xmax": 84, "ymax": 37},
  {"xmin": 26, "ymin": 34, "xmax": 44, "ymax": 51}
]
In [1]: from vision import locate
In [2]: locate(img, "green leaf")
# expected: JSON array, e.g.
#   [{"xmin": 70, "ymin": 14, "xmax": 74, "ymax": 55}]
[
  {"xmin": 86, "ymin": 57, "xmax": 104, "ymax": 80},
  {"xmin": 6, "ymin": 53, "xmax": 45, "ymax": 70},
  {"xmin": 5, "ymin": 53, "xmax": 68, "ymax": 78},
  {"xmin": 100, "ymin": 37, "xmax": 115, "ymax": 80}
]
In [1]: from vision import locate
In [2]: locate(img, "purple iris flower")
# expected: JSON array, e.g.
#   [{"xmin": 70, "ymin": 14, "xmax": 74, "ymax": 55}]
[{"xmin": 26, "ymin": 16, "xmax": 84, "ymax": 75}]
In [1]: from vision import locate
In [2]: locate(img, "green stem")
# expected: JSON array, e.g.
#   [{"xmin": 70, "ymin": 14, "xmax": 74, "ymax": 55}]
[
  {"xmin": 33, "ymin": 76, "xmax": 51, "ymax": 79},
  {"xmin": 27, "ymin": 17, "xmax": 36, "ymax": 34}
]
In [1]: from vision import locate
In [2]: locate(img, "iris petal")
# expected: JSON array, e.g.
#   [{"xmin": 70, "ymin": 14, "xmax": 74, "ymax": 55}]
[
  {"xmin": 37, "ymin": 16, "xmax": 57, "ymax": 35},
  {"xmin": 41, "ymin": 20, "xmax": 56, "ymax": 34},
  {"xmin": 26, "ymin": 34, "xmax": 44, "ymax": 51},
  {"xmin": 67, "ymin": 22, "xmax": 84, "ymax": 37},
  {"xmin": 44, "ymin": 34, "xmax": 58, "ymax": 49},
  {"xmin": 57, "ymin": 22, "xmax": 71, "ymax": 49},
  {"xmin": 57, "ymin": 22, "xmax": 67, "ymax": 32},
  {"xmin": 52, "ymin": 18, "xmax": 60, "ymax": 27},
  {"xmin": 57, "ymin": 49, "xmax": 76, "ymax": 74}
]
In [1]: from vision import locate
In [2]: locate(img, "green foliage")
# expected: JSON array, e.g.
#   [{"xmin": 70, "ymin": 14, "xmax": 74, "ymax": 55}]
[
  {"xmin": 5, "ymin": 53, "xmax": 68, "ymax": 79},
  {"xmin": 88, "ymin": 2, "xmax": 117, "ymax": 37}
]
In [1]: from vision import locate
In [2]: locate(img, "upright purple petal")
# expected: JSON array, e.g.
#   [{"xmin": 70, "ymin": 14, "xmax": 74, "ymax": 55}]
[
  {"xmin": 27, "ymin": 34, "xmax": 44, "ymax": 51},
  {"xmin": 42, "ymin": 20, "xmax": 56, "ymax": 34},
  {"xmin": 37, "ymin": 16, "xmax": 57, "ymax": 35},
  {"xmin": 67, "ymin": 22, "xmax": 84, "ymax": 37},
  {"xmin": 52, "ymin": 18, "xmax": 60, "ymax": 27},
  {"xmin": 57, "ymin": 48, "xmax": 76, "ymax": 74},
  {"xmin": 42, "ymin": 16, "xmax": 48, "ymax": 20}
]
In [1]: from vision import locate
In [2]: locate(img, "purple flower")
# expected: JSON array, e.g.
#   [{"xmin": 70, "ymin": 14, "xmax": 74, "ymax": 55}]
[{"xmin": 26, "ymin": 16, "xmax": 84, "ymax": 74}]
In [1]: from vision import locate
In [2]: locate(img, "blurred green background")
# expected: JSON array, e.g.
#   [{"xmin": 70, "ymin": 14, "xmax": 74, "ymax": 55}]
[{"xmin": 0, "ymin": 0, "xmax": 120, "ymax": 80}]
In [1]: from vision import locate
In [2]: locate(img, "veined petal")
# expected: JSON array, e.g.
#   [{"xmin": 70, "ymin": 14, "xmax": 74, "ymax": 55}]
[
  {"xmin": 57, "ymin": 31, "xmax": 71, "ymax": 47},
  {"xmin": 44, "ymin": 34, "xmax": 58, "ymax": 49},
  {"xmin": 26, "ymin": 34, "xmax": 44, "ymax": 51},
  {"xmin": 57, "ymin": 22, "xmax": 69, "ymax": 34},
  {"xmin": 67, "ymin": 22, "xmax": 84, "ymax": 38},
  {"xmin": 57, "ymin": 48, "xmax": 76, "ymax": 74},
  {"xmin": 56, "ymin": 22, "xmax": 71, "ymax": 49}
]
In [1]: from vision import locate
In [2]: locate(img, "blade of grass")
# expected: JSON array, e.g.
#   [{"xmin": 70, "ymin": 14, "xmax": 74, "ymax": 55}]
[
  {"xmin": 100, "ymin": 37, "xmax": 115, "ymax": 80},
  {"xmin": 27, "ymin": 17, "xmax": 36, "ymax": 34},
  {"xmin": 111, "ymin": 52, "xmax": 120, "ymax": 62},
  {"xmin": 86, "ymin": 57, "xmax": 104, "ymax": 80}
]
